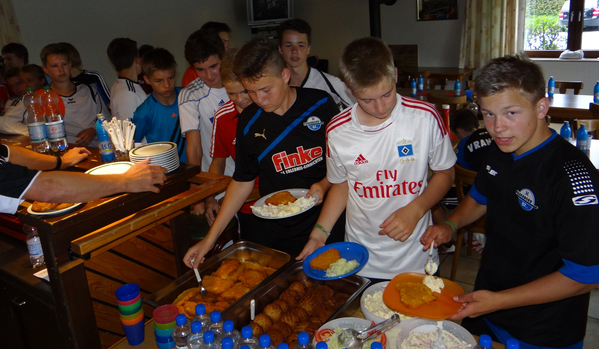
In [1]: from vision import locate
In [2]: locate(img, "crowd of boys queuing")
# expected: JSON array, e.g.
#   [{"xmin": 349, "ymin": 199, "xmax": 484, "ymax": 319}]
[{"xmin": 1, "ymin": 18, "xmax": 599, "ymax": 349}]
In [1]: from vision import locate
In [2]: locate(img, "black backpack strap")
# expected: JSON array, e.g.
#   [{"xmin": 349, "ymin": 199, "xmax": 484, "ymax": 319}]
[{"xmin": 318, "ymin": 70, "xmax": 350, "ymax": 108}]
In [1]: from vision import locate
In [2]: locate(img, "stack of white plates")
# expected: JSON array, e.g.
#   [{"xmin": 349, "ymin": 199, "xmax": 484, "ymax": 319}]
[{"xmin": 129, "ymin": 142, "xmax": 180, "ymax": 172}]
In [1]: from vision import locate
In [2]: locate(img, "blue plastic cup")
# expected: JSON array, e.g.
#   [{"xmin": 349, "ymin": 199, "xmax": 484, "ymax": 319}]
[
  {"xmin": 156, "ymin": 339, "xmax": 175, "ymax": 349},
  {"xmin": 115, "ymin": 283, "xmax": 140, "ymax": 302},
  {"xmin": 121, "ymin": 319, "xmax": 145, "ymax": 345},
  {"xmin": 155, "ymin": 333, "xmax": 174, "ymax": 343}
]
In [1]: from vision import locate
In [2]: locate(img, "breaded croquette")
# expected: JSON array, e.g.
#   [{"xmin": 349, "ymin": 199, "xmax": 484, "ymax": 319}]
[{"xmin": 309, "ymin": 248, "xmax": 341, "ymax": 270}]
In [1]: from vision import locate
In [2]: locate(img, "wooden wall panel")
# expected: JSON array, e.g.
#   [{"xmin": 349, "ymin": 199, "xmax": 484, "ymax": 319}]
[{"xmin": 110, "ymin": 237, "xmax": 177, "ymax": 277}]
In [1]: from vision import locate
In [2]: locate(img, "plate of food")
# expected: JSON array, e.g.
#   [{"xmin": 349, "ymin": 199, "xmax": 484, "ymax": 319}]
[
  {"xmin": 382, "ymin": 272, "xmax": 464, "ymax": 320},
  {"xmin": 303, "ymin": 242, "xmax": 368, "ymax": 280},
  {"xmin": 251, "ymin": 188, "xmax": 318, "ymax": 219},
  {"xmin": 27, "ymin": 201, "xmax": 84, "ymax": 216}
]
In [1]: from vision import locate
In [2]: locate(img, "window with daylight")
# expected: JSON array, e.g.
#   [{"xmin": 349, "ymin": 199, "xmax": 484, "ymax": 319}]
[{"xmin": 524, "ymin": 0, "xmax": 599, "ymax": 58}]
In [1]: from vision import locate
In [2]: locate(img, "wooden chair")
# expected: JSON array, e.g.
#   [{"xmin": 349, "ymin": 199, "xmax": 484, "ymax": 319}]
[
  {"xmin": 427, "ymin": 77, "xmax": 447, "ymax": 90},
  {"xmin": 450, "ymin": 164, "xmax": 486, "ymax": 281},
  {"xmin": 555, "ymin": 81, "xmax": 584, "ymax": 95},
  {"xmin": 426, "ymin": 93, "xmax": 467, "ymax": 115}
]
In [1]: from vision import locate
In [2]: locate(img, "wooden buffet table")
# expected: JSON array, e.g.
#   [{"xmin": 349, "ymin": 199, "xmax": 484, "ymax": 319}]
[{"xmin": 0, "ymin": 134, "xmax": 232, "ymax": 348}]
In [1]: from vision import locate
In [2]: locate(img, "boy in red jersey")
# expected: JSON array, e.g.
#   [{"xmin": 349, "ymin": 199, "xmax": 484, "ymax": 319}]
[{"xmin": 297, "ymin": 37, "xmax": 455, "ymax": 281}]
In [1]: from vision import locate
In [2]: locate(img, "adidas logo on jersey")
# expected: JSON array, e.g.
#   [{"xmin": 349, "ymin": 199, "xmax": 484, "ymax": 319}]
[{"xmin": 354, "ymin": 154, "xmax": 368, "ymax": 165}]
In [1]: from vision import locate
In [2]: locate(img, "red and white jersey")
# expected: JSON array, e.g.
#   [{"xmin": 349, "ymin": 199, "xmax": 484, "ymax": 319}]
[{"xmin": 326, "ymin": 94, "xmax": 456, "ymax": 279}]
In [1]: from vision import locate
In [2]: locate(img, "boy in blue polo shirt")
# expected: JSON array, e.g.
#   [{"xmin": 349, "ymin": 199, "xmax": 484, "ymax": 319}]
[{"xmin": 132, "ymin": 48, "xmax": 186, "ymax": 162}]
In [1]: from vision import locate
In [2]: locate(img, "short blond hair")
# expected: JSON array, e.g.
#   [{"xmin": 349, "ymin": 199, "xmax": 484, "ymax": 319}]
[
  {"xmin": 339, "ymin": 37, "xmax": 395, "ymax": 93},
  {"xmin": 220, "ymin": 48, "xmax": 240, "ymax": 85}
]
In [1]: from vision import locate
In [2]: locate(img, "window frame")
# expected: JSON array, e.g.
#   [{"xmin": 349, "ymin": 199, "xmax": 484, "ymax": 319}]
[{"xmin": 524, "ymin": 0, "xmax": 599, "ymax": 58}]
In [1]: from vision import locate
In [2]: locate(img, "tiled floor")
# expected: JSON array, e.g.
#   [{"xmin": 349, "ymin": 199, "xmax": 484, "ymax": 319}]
[{"xmin": 437, "ymin": 246, "xmax": 599, "ymax": 348}]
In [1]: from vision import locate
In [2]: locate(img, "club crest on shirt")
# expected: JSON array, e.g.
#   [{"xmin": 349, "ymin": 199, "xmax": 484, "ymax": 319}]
[
  {"xmin": 516, "ymin": 188, "xmax": 538, "ymax": 211},
  {"xmin": 396, "ymin": 139, "xmax": 415, "ymax": 164},
  {"xmin": 303, "ymin": 116, "xmax": 323, "ymax": 131}
]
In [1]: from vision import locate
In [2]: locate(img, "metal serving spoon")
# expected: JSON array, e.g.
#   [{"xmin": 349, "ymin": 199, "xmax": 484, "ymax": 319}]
[
  {"xmin": 432, "ymin": 321, "xmax": 447, "ymax": 349},
  {"xmin": 190, "ymin": 258, "xmax": 208, "ymax": 294},
  {"xmin": 339, "ymin": 314, "xmax": 401, "ymax": 349},
  {"xmin": 425, "ymin": 242, "xmax": 438, "ymax": 275}
]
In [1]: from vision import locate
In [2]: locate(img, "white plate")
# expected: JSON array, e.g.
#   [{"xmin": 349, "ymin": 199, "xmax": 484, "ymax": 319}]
[
  {"xmin": 85, "ymin": 162, "xmax": 134, "ymax": 175},
  {"xmin": 251, "ymin": 188, "xmax": 318, "ymax": 219},
  {"xmin": 130, "ymin": 142, "xmax": 176, "ymax": 156},
  {"xmin": 27, "ymin": 202, "xmax": 84, "ymax": 216}
]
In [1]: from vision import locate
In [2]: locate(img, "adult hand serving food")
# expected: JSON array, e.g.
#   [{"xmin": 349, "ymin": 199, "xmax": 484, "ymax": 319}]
[{"xmin": 0, "ymin": 144, "xmax": 167, "ymax": 215}]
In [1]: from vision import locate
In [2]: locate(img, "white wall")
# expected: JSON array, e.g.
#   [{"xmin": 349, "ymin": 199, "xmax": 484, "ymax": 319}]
[
  {"xmin": 12, "ymin": 0, "xmax": 253, "ymax": 86},
  {"xmin": 14, "ymin": 0, "xmax": 598, "ymax": 94},
  {"xmin": 12, "ymin": 0, "xmax": 468, "ymax": 85}
]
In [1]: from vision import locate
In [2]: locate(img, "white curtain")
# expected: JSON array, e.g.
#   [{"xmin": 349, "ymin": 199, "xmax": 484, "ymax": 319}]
[
  {"xmin": 0, "ymin": 0, "xmax": 21, "ymax": 47},
  {"xmin": 459, "ymin": 0, "xmax": 525, "ymax": 69}
]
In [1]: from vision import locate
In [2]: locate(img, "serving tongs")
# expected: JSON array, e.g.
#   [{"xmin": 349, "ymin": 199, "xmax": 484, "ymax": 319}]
[
  {"xmin": 339, "ymin": 314, "xmax": 401, "ymax": 349},
  {"xmin": 190, "ymin": 258, "xmax": 208, "ymax": 294}
]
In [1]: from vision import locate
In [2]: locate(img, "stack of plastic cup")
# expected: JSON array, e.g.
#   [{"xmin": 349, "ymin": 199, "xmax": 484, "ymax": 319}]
[
  {"xmin": 116, "ymin": 283, "xmax": 145, "ymax": 345},
  {"xmin": 153, "ymin": 304, "xmax": 178, "ymax": 349}
]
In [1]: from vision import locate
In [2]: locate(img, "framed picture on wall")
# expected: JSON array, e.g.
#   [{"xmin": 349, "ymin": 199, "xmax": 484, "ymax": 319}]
[{"xmin": 417, "ymin": 0, "xmax": 458, "ymax": 21}]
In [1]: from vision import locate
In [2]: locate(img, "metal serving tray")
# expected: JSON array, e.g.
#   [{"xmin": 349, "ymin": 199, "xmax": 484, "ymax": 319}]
[
  {"xmin": 145, "ymin": 241, "xmax": 292, "ymax": 308},
  {"xmin": 222, "ymin": 260, "xmax": 370, "ymax": 330}
]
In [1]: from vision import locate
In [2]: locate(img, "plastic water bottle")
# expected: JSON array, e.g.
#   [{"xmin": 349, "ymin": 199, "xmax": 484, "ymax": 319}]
[
  {"xmin": 465, "ymin": 90, "xmax": 478, "ymax": 114},
  {"xmin": 222, "ymin": 337, "xmax": 234, "ymax": 349},
  {"xmin": 278, "ymin": 344, "xmax": 289, "ymax": 349},
  {"xmin": 454, "ymin": 80, "xmax": 461, "ymax": 97},
  {"xmin": 371, "ymin": 343, "xmax": 383, "ymax": 349},
  {"xmin": 209, "ymin": 311, "xmax": 225, "ymax": 342},
  {"xmin": 577, "ymin": 123, "xmax": 589, "ymax": 154},
  {"xmin": 315, "ymin": 342, "xmax": 327, "ymax": 349},
  {"xmin": 25, "ymin": 224, "xmax": 44, "ymax": 268},
  {"xmin": 96, "ymin": 113, "xmax": 115, "ymax": 162},
  {"xmin": 475, "ymin": 334, "xmax": 493, "ymax": 349},
  {"xmin": 259, "ymin": 334, "xmax": 276, "ymax": 349},
  {"xmin": 222, "ymin": 320, "xmax": 241, "ymax": 347},
  {"xmin": 40, "ymin": 86, "xmax": 68, "ymax": 152},
  {"xmin": 193, "ymin": 304, "xmax": 212, "ymax": 330},
  {"xmin": 594, "ymin": 81, "xmax": 599, "ymax": 103},
  {"xmin": 560, "ymin": 121, "xmax": 572, "ymax": 140},
  {"xmin": 24, "ymin": 87, "xmax": 49, "ymax": 154},
  {"xmin": 547, "ymin": 76, "xmax": 555, "ymax": 99},
  {"xmin": 188, "ymin": 321, "xmax": 205, "ymax": 349},
  {"xmin": 506, "ymin": 338, "xmax": 519, "ymax": 349},
  {"xmin": 202, "ymin": 331, "xmax": 221, "ymax": 349},
  {"xmin": 293, "ymin": 332, "xmax": 313, "ymax": 349},
  {"xmin": 173, "ymin": 314, "xmax": 191, "ymax": 348},
  {"xmin": 410, "ymin": 79, "xmax": 417, "ymax": 97},
  {"xmin": 417, "ymin": 75, "xmax": 424, "ymax": 92},
  {"xmin": 240, "ymin": 326, "xmax": 259, "ymax": 349}
]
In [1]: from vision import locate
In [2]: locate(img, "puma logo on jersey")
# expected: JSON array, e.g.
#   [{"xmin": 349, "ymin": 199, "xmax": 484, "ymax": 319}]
[
  {"xmin": 255, "ymin": 129, "xmax": 266, "ymax": 139},
  {"xmin": 354, "ymin": 154, "xmax": 368, "ymax": 165},
  {"xmin": 572, "ymin": 195, "xmax": 598, "ymax": 206}
]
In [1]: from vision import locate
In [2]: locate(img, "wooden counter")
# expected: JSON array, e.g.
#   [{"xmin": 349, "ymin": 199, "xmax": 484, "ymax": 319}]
[{"xmin": 1, "ymin": 133, "xmax": 232, "ymax": 348}]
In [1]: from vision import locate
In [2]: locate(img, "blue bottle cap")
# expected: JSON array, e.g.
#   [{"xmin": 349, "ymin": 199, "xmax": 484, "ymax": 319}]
[
  {"xmin": 316, "ymin": 342, "xmax": 328, "ymax": 349},
  {"xmin": 298, "ymin": 332, "xmax": 309, "ymax": 345},
  {"xmin": 196, "ymin": 303, "xmax": 206, "ymax": 315},
  {"xmin": 259, "ymin": 334, "xmax": 271, "ymax": 348},
  {"xmin": 479, "ymin": 334, "xmax": 492, "ymax": 348},
  {"xmin": 222, "ymin": 337, "xmax": 234, "ymax": 349},
  {"xmin": 210, "ymin": 310, "xmax": 221, "ymax": 323},
  {"xmin": 242, "ymin": 325, "xmax": 253, "ymax": 338},
  {"xmin": 506, "ymin": 338, "xmax": 519, "ymax": 349},
  {"xmin": 223, "ymin": 319, "xmax": 235, "ymax": 332},
  {"xmin": 371, "ymin": 342, "xmax": 383, "ymax": 349},
  {"xmin": 204, "ymin": 330, "xmax": 215, "ymax": 343},
  {"xmin": 191, "ymin": 321, "xmax": 202, "ymax": 333},
  {"xmin": 176, "ymin": 314, "xmax": 188, "ymax": 326},
  {"xmin": 278, "ymin": 344, "xmax": 289, "ymax": 349}
]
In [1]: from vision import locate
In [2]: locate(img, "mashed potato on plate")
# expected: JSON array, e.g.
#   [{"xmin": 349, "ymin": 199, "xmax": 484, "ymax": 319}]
[{"xmin": 251, "ymin": 196, "xmax": 316, "ymax": 218}]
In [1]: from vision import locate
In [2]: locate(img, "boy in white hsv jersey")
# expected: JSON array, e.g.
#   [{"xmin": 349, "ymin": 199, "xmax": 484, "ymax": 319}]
[{"xmin": 297, "ymin": 37, "xmax": 456, "ymax": 280}]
